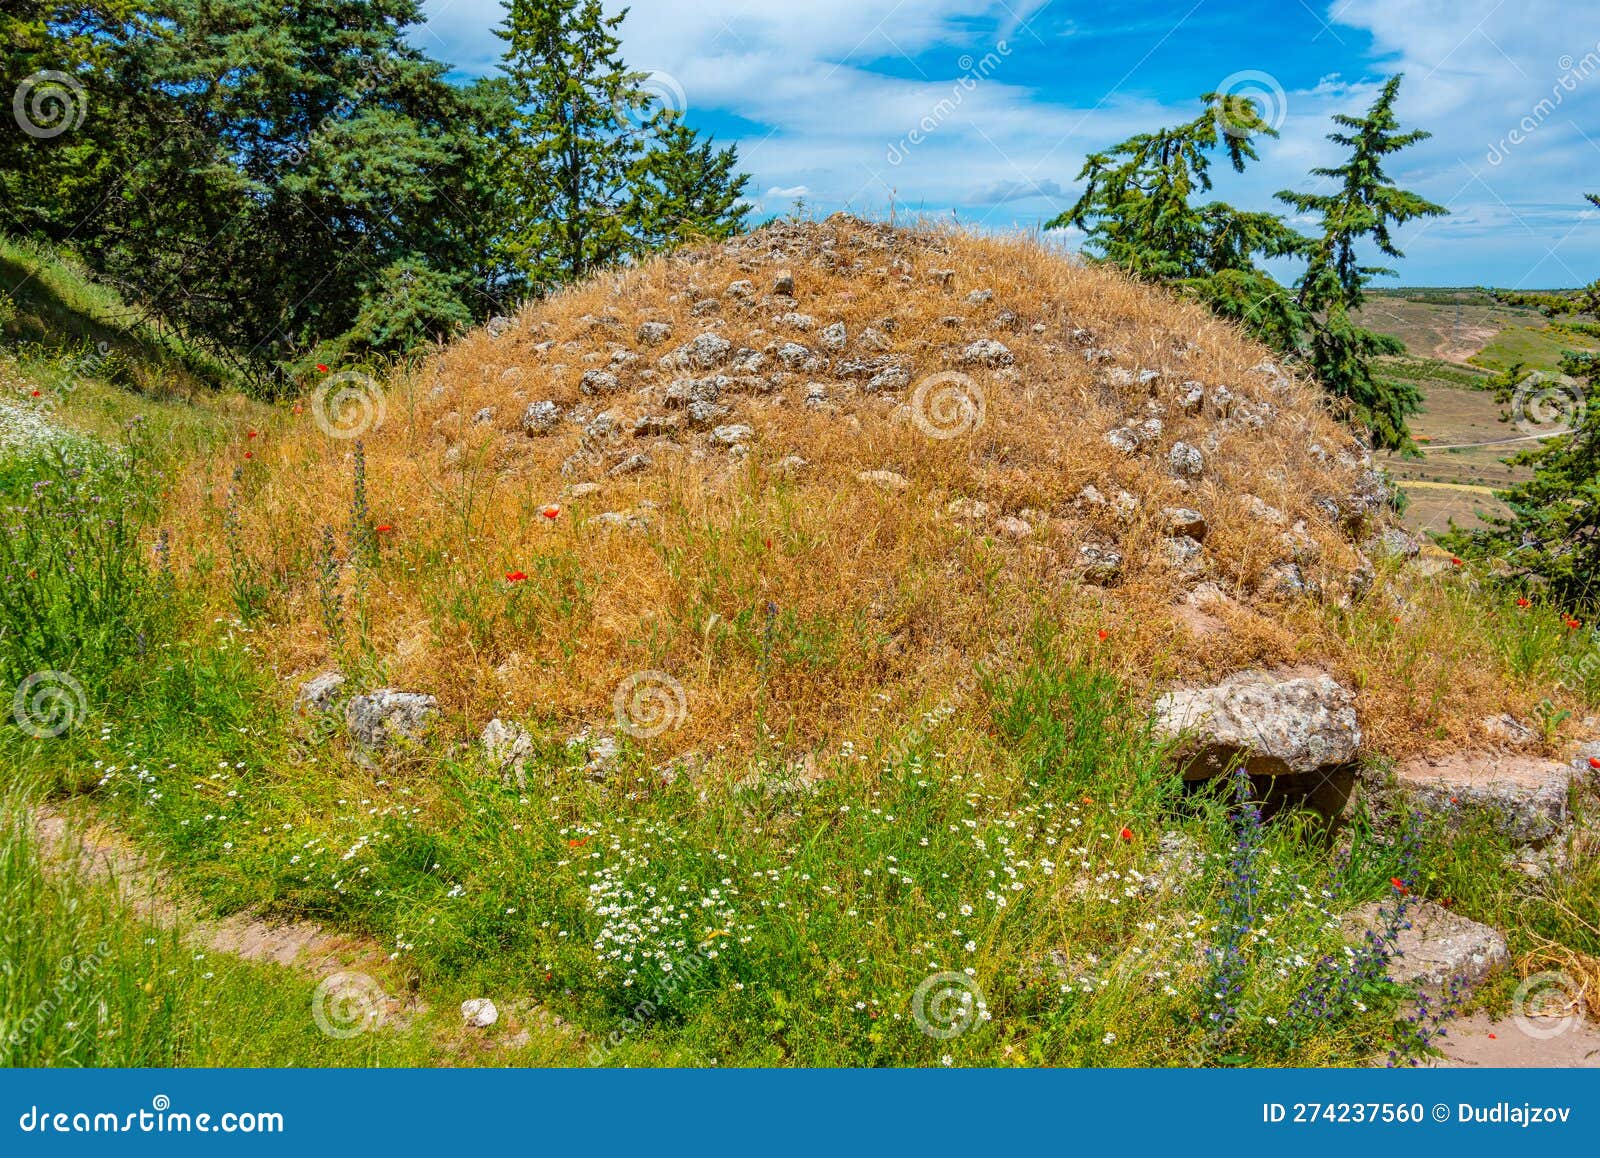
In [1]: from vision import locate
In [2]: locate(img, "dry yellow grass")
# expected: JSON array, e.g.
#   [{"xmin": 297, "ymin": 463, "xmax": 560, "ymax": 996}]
[{"xmin": 160, "ymin": 216, "xmax": 1591, "ymax": 766}]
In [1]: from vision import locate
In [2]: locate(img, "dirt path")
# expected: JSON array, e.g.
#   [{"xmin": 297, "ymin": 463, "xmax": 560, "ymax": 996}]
[
  {"xmin": 33, "ymin": 806, "xmax": 380, "ymax": 975},
  {"xmin": 32, "ymin": 805, "xmax": 579, "ymax": 1059}
]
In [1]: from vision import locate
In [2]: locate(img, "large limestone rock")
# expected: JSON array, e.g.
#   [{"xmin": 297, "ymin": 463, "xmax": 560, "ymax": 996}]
[
  {"xmin": 1394, "ymin": 753, "xmax": 1574, "ymax": 844},
  {"xmin": 1346, "ymin": 900, "xmax": 1510, "ymax": 991},
  {"xmin": 1153, "ymin": 670, "xmax": 1361, "ymax": 781},
  {"xmin": 345, "ymin": 689, "xmax": 438, "ymax": 750}
]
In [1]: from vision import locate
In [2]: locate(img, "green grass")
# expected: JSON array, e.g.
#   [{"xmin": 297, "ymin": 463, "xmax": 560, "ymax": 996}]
[
  {"xmin": 0, "ymin": 233, "xmax": 236, "ymax": 397},
  {"xmin": 1469, "ymin": 324, "xmax": 1600, "ymax": 374},
  {"xmin": 0, "ymin": 783, "xmax": 444, "ymax": 1067},
  {"xmin": 8, "ymin": 608, "xmax": 1555, "ymax": 1068}
]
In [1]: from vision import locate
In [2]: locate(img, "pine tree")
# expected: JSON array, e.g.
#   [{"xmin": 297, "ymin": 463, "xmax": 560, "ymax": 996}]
[
  {"xmin": 496, "ymin": 0, "xmax": 645, "ymax": 288},
  {"xmin": 1052, "ymin": 94, "xmax": 1302, "ymax": 279},
  {"xmin": 625, "ymin": 114, "xmax": 750, "ymax": 251},
  {"xmin": 1049, "ymin": 76, "xmax": 1442, "ymax": 450},
  {"xmin": 1277, "ymin": 77, "xmax": 1446, "ymax": 446}
]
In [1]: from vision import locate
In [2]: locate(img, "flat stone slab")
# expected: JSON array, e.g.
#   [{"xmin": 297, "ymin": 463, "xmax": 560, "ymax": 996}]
[
  {"xmin": 1153, "ymin": 669, "xmax": 1360, "ymax": 781},
  {"xmin": 1347, "ymin": 900, "xmax": 1510, "ymax": 991},
  {"xmin": 1427, "ymin": 1012, "xmax": 1600, "ymax": 1068},
  {"xmin": 1394, "ymin": 753, "xmax": 1574, "ymax": 844}
]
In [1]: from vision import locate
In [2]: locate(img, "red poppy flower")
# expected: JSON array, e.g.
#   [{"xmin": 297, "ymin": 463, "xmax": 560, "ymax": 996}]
[
  {"xmin": 316, "ymin": 363, "xmax": 329, "ymax": 373},
  {"xmin": 505, "ymin": 570, "xmax": 528, "ymax": 582},
  {"xmin": 1390, "ymin": 877, "xmax": 1410, "ymax": 895},
  {"xmin": 247, "ymin": 430, "xmax": 258, "ymax": 439},
  {"xmin": 541, "ymin": 504, "xmax": 560, "ymax": 520},
  {"xmin": 293, "ymin": 404, "xmax": 304, "ymax": 415},
  {"xmin": 765, "ymin": 537, "xmax": 772, "ymax": 549},
  {"xmin": 1568, "ymin": 618, "xmax": 1582, "ymax": 630},
  {"xmin": 375, "ymin": 524, "xmax": 394, "ymax": 534},
  {"xmin": 1450, "ymin": 556, "xmax": 1463, "ymax": 567},
  {"xmin": 1517, "ymin": 598, "xmax": 1531, "ymax": 608},
  {"xmin": 567, "ymin": 837, "xmax": 588, "ymax": 848},
  {"xmin": 30, "ymin": 389, "xmax": 41, "ymax": 397},
  {"xmin": 1488, "ymin": 1033, "xmax": 1497, "ymax": 1040},
  {"xmin": 1589, "ymin": 756, "xmax": 1600, "ymax": 771},
  {"xmin": 1119, "ymin": 827, "xmax": 1133, "ymax": 842},
  {"xmin": 244, "ymin": 451, "xmax": 253, "ymax": 459},
  {"xmin": 1097, "ymin": 629, "xmax": 1109, "ymax": 641}
]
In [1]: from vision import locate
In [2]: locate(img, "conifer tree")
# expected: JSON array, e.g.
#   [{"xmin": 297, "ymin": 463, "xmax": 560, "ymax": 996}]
[
  {"xmin": 1050, "ymin": 76, "xmax": 1443, "ymax": 450},
  {"xmin": 625, "ymin": 115, "xmax": 750, "ymax": 250},
  {"xmin": 1277, "ymin": 77, "xmax": 1446, "ymax": 446},
  {"xmin": 496, "ymin": 0, "xmax": 644, "ymax": 287}
]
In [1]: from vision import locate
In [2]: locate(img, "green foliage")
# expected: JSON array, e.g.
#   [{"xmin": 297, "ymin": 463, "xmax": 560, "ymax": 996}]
[
  {"xmin": 1445, "ymin": 352, "xmax": 1600, "ymax": 603},
  {"xmin": 0, "ymin": 785, "xmax": 439, "ymax": 1066},
  {"xmin": 1443, "ymin": 194, "xmax": 1600, "ymax": 603},
  {"xmin": 0, "ymin": 424, "xmax": 171, "ymax": 702},
  {"xmin": 495, "ymin": 1, "xmax": 750, "ymax": 288},
  {"xmin": 625, "ymin": 116, "xmax": 751, "ymax": 250},
  {"xmin": 1050, "ymin": 76, "xmax": 1445, "ymax": 449},
  {"xmin": 2, "ymin": 3, "xmax": 749, "ymax": 383}
]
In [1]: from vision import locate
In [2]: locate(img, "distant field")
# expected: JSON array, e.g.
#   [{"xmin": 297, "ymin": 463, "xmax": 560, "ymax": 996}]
[{"xmin": 1360, "ymin": 288, "xmax": 1597, "ymax": 538}]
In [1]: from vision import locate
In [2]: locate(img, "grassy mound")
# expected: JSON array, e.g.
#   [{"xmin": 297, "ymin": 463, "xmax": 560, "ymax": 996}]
[
  {"xmin": 7, "ymin": 216, "xmax": 1599, "ymax": 1068},
  {"xmin": 152, "ymin": 215, "xmax": 1580, "ymax": 761}
]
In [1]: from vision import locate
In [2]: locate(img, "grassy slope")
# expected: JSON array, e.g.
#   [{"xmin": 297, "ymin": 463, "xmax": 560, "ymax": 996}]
[{"xmin": 2, "ymin": 228, "xmax": 1598, "ymax": 1068}]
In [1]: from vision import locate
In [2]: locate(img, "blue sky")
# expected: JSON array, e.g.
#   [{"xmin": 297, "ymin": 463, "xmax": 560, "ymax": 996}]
[{"xmin": 412, "ymin": 1, "xmax": 1600, "ymax": 287}]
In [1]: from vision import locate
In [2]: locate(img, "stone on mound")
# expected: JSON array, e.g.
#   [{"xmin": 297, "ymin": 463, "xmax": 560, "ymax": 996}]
[
  {"xmin": 1346, "ymin": 900, "xmax": 1510, "ymax": 991},
  {"xmin": 1153, "ymin": 670, "xmax": 1360, "ymax": 781},
  {"xmin": 345, "ymin": 689, "xmax": 438, "ymax": 750},
  {"xmin": 1394, "ymin": 753, "xmax": 1574, "ymax": 844}
]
